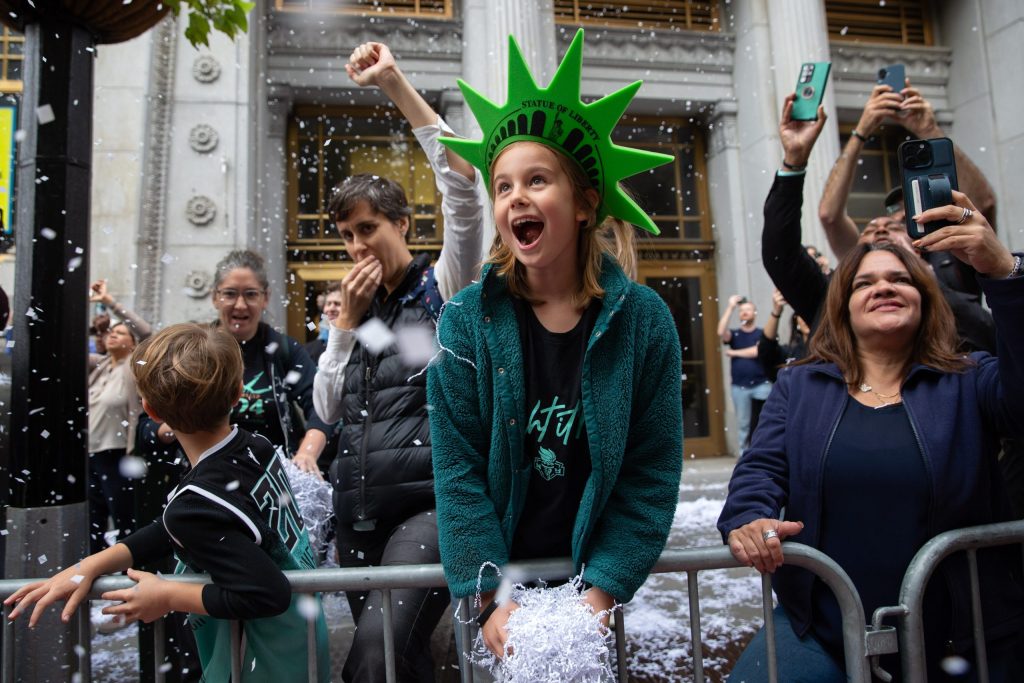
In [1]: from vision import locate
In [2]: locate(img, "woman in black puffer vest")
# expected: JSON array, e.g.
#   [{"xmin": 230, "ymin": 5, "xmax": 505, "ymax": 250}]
[{"xmin": 313, "ymin": 171, "xmax": 483, "ymax": 683}]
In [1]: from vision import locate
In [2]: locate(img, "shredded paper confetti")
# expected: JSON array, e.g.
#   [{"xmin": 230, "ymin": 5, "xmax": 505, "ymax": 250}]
[{"xmin": 467, "ymin": 571, "xmax": 615, "ymax": 683}]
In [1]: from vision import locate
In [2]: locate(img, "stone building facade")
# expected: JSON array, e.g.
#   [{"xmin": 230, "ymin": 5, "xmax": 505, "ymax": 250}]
[{"xmin": 6, "ymin": 0, "xmax": 1019, "ymax": 456}]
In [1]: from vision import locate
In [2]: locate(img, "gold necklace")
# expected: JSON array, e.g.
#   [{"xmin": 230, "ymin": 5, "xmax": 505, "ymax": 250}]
[{"xmin": 858, "ymin": 383, "xmax": 901, "ymax": 408}]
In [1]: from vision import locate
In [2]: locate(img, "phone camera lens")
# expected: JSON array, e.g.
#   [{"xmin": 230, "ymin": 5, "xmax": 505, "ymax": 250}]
[{"xmin": 878, "ymin": 68, "xmax": 887, "ymax": 79}]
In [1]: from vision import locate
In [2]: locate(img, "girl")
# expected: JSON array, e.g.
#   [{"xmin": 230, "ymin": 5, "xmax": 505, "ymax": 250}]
[{"xmin": 427, "ymin": 29, "xmax": 684, "ymax": 658}]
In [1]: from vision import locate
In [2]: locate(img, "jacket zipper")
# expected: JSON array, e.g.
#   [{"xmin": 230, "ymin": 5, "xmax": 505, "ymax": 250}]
[
  {"xmin": 268, "ymin": 361, "xmax": 292, "ymax": 456},
  {"xmin": 813, "ymin": 393, "xmax": 846, "ymax": 548},
  {"xmin": 357, "ymin": 357, "xmax": 373, "ymax": 521}
]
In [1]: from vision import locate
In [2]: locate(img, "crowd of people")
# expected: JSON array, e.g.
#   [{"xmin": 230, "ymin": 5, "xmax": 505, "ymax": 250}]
[{"xmin": 4, "ymin": 27, "xmax": 1024, "ymax": 683}]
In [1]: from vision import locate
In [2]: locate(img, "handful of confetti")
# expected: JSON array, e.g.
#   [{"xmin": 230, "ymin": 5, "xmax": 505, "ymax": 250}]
[
  {"xmin": 469, "ymin": 574, "xmax": 616, "ymax": 683},
  {"xmin": 278, "ymin": 453, "xmax": 334, "ymax": 563}
]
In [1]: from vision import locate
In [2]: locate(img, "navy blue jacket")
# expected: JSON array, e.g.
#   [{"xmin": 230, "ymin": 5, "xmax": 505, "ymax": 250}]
[{"xmin": 718, "ymin": 274, "xmax": 1024, "ymax": 651}]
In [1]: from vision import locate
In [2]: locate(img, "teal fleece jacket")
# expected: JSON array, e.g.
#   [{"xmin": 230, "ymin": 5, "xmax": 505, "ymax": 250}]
[{"xmin": 427, "ymin": 254, "xmax": 683, "ymax": 601}]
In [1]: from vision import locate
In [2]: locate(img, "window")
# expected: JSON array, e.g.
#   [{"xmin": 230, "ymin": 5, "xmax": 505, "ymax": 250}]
[
  {"xmin": 275, "ymin": 0, "xmax": 451, "ymax": 19},
  {"xmin": 0, "ymin": 27, "xmax": 24, "ymax": 93},
  {"xmin": 554, "ymin": 0, "xmax": 719, "ymax": 31},
  {"xmin": 287, "ymin": 107, "xmax": 443, "ymax": 244},
  {"xmin": 612, "ymin": 115, "xmax": 711, "ymax": 241},
  {"xmin": 826, "ymin": 0, "xmax": 933, "ymax": 46},
  {"xmin": 838, "ymin": 123, "xmax": 911, "ymax": 227}
]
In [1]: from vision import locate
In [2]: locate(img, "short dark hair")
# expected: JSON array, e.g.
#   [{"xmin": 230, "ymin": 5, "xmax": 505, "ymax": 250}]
[
  {"xmin": 327, "ymin": 174, "xmax": 412, "ymax": 224},
  {"xmin": 214, "ymin": 250, "xmax": 269, "ymax": 291}
]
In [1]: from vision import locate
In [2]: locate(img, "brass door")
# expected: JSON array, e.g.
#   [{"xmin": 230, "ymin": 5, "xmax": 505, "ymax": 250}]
[{"xmin": 638, "ymin": 258, "xmax": 726, "ymax": 458}]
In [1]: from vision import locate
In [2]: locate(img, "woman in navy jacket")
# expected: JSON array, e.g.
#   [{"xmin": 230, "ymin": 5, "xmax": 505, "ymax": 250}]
[{"xmin": 719, "ymin": 192, "xmax": 1024, "ymax": 682}]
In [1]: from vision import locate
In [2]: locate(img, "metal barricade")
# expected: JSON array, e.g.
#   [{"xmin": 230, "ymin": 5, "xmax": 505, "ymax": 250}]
[
  {"xmin": 0, "ymin": 543, "xmax": 875, "ymax": 683},
  {"xmin": 871, "ymin": 519, "xmax": 1024, "ymax": 683}
]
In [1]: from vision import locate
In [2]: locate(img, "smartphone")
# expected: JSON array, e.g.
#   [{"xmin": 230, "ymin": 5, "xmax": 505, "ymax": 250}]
[
  {"xmin": 898, "ymin": 138, "xmax": 958, "ymax": 239},
  {"xmin": 791, "ymin": 62, "xmax": 831, "ymax": 121},
  {"xmin": 877, "ymin": 63, "xmax": 906, "ymax": 94}
]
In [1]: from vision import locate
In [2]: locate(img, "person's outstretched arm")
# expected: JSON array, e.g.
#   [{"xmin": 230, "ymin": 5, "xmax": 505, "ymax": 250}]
[
  {"xmin": 818, "ymin": 85, "xmax": 902, "ymax": 258},
  {"xmin": 347, "ymin": 42, "xmax": 474, "ymax": 182},
  {"xmin": 764, "ymin": 95, "xmax": 830, "ymax": 326},
  {"xmin": 347, "ymin": 41, "xmax": 488, "ymax": 298}
]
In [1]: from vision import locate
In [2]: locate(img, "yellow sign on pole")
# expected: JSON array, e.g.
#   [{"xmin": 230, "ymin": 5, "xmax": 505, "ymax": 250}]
[{"xmin": 0, "ymin": 106, "xmax": 15, "ymax": 235}]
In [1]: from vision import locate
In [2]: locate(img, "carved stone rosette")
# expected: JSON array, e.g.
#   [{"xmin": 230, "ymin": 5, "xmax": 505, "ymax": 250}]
[
  {"xmin": 186, "ymin": 195, "xmax": 217, "ymax": 226},
  {"xmin": 192, "ymin": 54, "xmax": 221, "ymax": 83},
  {"xmin": 189, "ymin": 123, "xmax": 218, "ymax": 153},
  {"xmin": 183, "ymin": 270, "xmax": 213, "ymax": 298}
]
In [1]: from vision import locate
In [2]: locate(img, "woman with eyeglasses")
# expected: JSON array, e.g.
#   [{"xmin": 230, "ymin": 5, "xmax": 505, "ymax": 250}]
[{"xmin": 212, "ymin": 250, "xmax": 332, "ymax": 474}]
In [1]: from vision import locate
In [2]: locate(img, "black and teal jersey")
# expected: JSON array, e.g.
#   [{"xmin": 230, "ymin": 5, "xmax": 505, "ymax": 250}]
[{"xmin": 122, "ymin": 427, "xmax": 330, "ymax": 682}]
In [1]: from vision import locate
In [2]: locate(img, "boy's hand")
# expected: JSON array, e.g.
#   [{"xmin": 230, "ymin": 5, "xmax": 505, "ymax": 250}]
[
  {"xmin": 5, "ymin": 562, "xmax": 96, "ymax": 627},
  {"xmin": 345, "ymin": 42, "xmax": 398, "ymax": 88},
  {"xmin": 100, "ymin": 569, "xmax": 173, "ymax": 625}
]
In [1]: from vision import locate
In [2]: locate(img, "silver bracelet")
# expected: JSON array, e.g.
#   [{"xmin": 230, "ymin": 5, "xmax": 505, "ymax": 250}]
[{"xmin": 1007, "ymin": 254, "xmax": 1023, "ymax": 279}]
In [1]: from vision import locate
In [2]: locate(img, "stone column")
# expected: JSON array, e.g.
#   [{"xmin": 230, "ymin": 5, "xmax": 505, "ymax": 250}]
[
  {"xmin": 766, "ymin": 0, "xmax": 840, "ymax": 258},
  {"xmin": 255, "ymin": 85, "xmax": 292, "ymax": 325},
  {"xmin": 460, "ymin": 0, "xmax": 557, "ymax": 132}
]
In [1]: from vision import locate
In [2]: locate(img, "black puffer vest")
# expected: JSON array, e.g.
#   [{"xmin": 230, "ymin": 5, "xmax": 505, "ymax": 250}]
[{"xmin": 330, "ymin": 254, "xmax": 442, "ymax": 527}]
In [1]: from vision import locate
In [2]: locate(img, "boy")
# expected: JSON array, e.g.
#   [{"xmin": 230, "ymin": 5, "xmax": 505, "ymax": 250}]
[{"xmin": 6, "ymin": 323, "xmax": 330, "ymax": 682}]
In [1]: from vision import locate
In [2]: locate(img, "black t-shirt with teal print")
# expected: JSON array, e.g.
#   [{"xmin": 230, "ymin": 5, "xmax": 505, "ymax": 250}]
[
  {"xmin": 233, "ymin": 335, "xmax": 287, "ymax": 450},
  {"xmin": 510, "ymin": 298, "xmax": 601, "ymax": 561}
]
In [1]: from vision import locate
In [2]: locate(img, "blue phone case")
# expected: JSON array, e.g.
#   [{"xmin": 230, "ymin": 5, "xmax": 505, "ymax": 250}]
[{"xmin": 899, "ymin": 138, "xmax": 958, "ymax": 239}]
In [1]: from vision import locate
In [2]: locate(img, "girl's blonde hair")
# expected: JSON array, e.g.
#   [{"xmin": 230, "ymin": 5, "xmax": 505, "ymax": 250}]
[{"xmin": 486, "ymin": 143, "xmax": 638, "ymax": 307}]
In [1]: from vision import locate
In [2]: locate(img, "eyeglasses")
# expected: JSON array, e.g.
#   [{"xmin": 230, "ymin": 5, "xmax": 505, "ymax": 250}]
[{"xmin": 216, "ymin": 288, "xmax": 266, "ymax": 304}]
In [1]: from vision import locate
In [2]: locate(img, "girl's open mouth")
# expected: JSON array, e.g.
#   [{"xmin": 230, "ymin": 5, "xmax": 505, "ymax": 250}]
[{"xmin": 512, "ymin": 216, "xmax": 544, "ymax": 247}]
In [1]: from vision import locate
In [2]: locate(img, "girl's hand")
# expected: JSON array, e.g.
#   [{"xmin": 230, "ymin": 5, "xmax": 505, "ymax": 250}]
[
  {"xmin": 482, "ymin": 599, "xmax": 519, "ymax": 659},
  {"xmin": 5, "ymin": 562, "xmax": 96, "ymax": 627},
  {"xmin": 100, "ymin": 569, "xmax": 172, "ymax": 625},
  {"xmin": 912, "ymin": 191, "xmax": 1013, "ymax": 277},
  {"xmin": 727, "ymin": 519, "xmax": 805, "ymax": 574},
  {"xmin": 582, "ymin": 586, "xmax": 615, "ymax": 629}
]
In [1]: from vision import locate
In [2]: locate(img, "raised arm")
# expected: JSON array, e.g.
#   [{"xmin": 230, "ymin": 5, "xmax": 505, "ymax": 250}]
[
  {"xmin": 717, "ymin": 295, "xmax": 740, "ymax": 343},
  {"xmin": 347, "ymin": 42, "xmax": 474, "ymax": 182},
  {"xmin": 818, "ymin": 85, "xmax": 903, "ymax": 258},
  {"xmin": 90, "ymin": 279, "xmax": 152, "ymax": 341},
  {"xmin": 899, "ymin": 82, "xmax": 997, "ymax": 230}
]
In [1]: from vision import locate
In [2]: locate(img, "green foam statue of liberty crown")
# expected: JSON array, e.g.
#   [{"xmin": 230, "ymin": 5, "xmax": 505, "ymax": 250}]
[{"xmin": 439, "ymin": 28, "xmax": 674, "ymax": 235}]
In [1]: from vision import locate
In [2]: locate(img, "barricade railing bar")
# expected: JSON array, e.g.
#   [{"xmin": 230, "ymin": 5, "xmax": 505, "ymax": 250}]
[
  {"xmin": 0, "ymin": 543, "xmax": 874, "ymax": 683},
  {"xmin": 871, "ymin": 519, "xmax": 1024, "ymax": 683}
]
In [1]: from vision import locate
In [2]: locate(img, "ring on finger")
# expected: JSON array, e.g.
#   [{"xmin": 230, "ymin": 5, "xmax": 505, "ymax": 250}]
[
  {"xmin": 762, "ymin": 529, "xmax": 779, "ymax": 542},
  {"xmin": 956, "ymin": 207, "xmax": 973, "ymax": 225}
]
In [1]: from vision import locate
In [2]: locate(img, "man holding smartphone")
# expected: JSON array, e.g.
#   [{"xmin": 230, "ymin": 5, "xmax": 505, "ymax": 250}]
[{"xmin": 817, "ymin": 76, "xmax": 997, "ymax": 275}]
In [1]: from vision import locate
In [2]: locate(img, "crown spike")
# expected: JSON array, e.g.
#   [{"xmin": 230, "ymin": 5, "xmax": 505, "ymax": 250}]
[{"xmin": 438, "ymin": 28, "xmax": 675, "ymax": 235}]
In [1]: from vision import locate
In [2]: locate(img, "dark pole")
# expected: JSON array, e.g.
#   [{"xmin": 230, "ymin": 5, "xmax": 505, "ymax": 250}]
[{"xmin": 3, "ymin": 19, "xmax": 94, "ymax": 680}]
